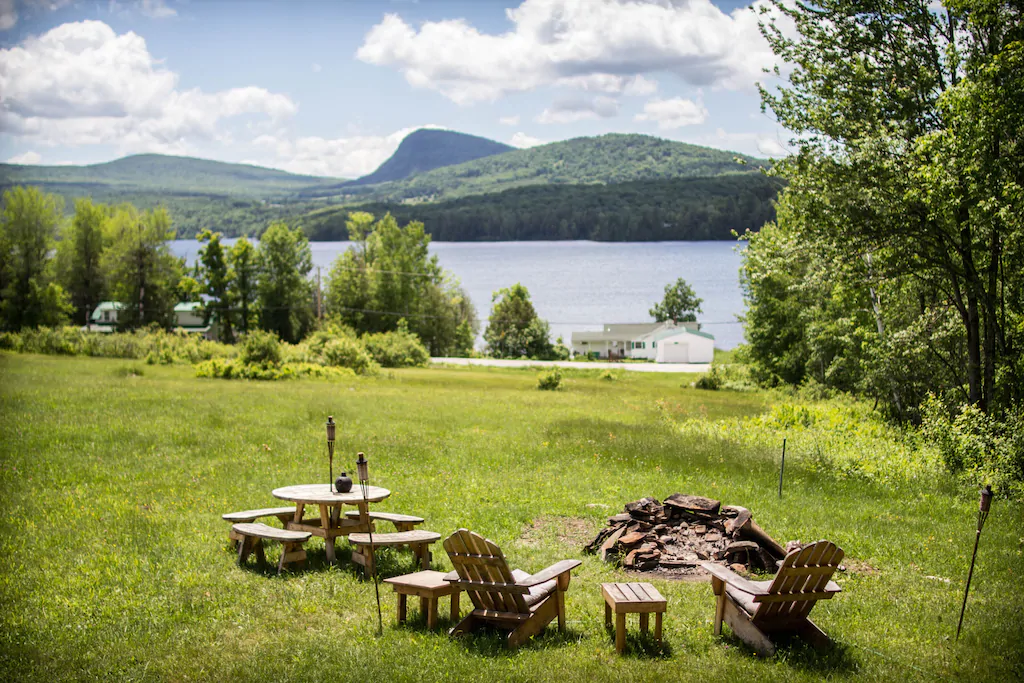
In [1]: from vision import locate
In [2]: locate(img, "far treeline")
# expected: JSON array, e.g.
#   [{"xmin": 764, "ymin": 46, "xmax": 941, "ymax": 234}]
[{"xmin": 304, "ymin": 174, "xmax": 782, "ymax": 242}]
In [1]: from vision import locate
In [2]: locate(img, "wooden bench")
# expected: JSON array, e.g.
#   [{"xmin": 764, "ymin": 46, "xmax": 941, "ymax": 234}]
[
  {"xmin": 383, "ymin": 570, "xmax": 461, "ymax": 630},
  {"xmin": 602, "ymin": 582, "xmax": 667, "ymax": 653},
  {"xmin": 222, "ymin": 507, "xmax": 296, "ymax": 546},
  {"xmin": 347, "ymin": 530, "xmax": 442, "ymax": 577},
  {"xmin": 232, "ymin": 522, "xmax": 311, "ymax": 574},
  {"xmin": 343, "ymin": 510, "xmax": 425, "ymax": 532}
]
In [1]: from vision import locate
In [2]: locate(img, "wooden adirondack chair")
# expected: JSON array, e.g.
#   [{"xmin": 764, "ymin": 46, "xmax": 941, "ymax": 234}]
[
  {"xmin": 442, "ymin": 528, "xmax": 582, "ymax": 648},
  {"xmin": 700, "ymin": 539, "xmax": 844, "ymax": 656}
]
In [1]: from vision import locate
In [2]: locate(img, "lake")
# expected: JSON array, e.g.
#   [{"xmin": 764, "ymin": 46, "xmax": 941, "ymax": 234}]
[{"xmin": 169, "ymin": 240, "xmax": 747, "ymax": 350}]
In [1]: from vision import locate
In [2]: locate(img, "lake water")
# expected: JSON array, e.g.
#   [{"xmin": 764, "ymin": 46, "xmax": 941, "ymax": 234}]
[{"xmin": 169, "ymin": 240, "xmax": 747, "ymax": 349}]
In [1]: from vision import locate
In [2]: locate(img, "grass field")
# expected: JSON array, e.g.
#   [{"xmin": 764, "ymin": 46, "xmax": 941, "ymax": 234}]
[{"xmin": 1, "ymin": 353, "xmax": 1022, "ymax": 682}]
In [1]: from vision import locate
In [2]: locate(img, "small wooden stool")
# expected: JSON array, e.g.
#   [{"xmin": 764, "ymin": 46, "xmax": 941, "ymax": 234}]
[
  {"xmin": 602, "ymin": 582, "xmax": 667, "ymax": 653},
  {"xmin": 384, "ymin": 570, "xmax": 461, "ymax": 630}
]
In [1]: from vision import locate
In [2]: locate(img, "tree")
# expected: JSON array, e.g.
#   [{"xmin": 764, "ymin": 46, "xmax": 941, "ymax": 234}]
[
  {"xmin": 0, "ymin": 187, "xmax": 72, "ymax": 329},
  {"xmin": 56, "ymin": 198, "xmax": 110, "ymax": 326},
  {"xmin": 228, "ymin": 237, "xmax": 259, "ymax": 335},
  {"xmin": 325, "ymin": 212, "xmax": 477, "ymax": 355},
  {"xmin": 484, "ymin": 283, "xmax": 556, "ymax": 359},
  {"xmin": 196, "ymin": 229, "xmax": 234, "ymax": 341},
  {"xmin": 650, "ymin": 278, "xmax": 703, "ymax": 323},
  {"xmin": 257, "ymin": 221, "xmax": 313, "ymax": 343},
  {"xmin": 103, "ymin": 205, "xmax": 182, "ymax": 330},
  {"xmin": 745, "ymin": 0, "xmax": 1024, "ymax": 417}
]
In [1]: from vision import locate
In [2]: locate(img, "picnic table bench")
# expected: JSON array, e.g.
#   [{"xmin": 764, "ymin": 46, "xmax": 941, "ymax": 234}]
[
  {"xmin": 222, "ymin": 506, "xmax": 297, "ymax": 546},
  {"xmin": 233, "ymin": 522, "xmax": 311, "ymax": 574},
  {"xmin": 343, "ymin": 510, "xmax": 425, "ymax": 532}
]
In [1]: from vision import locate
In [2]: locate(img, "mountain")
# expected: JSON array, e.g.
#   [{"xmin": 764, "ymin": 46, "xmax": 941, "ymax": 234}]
[
  {"xmin": 345, "ymin": 129, "xmax": 514, "ymax": 187},
  {"xmin": 302, "ymin": 133, "xmax": 765, "ymax": 203},
  {"xmin": 0, "ymin": 154, "xmax": 343, "ymax": 198},
  {"xmin": 302, "ymin": 174, "xmax": 783, "ymax": 242}
]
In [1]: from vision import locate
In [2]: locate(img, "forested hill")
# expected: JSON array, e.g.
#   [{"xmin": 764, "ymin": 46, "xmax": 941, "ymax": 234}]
[
  {"xmin": 0, "ymin": 154, "xmax": 343, "ymax": 197},
  {"xmin": 304, "ymin": 133, "xmax": 766, "ymax": 202},
  {"xmin": 301, "ymin": 174, "xmax": 783, "ymax": 242},
  {"xmin": 344, "ymin": 129, "xmax": 514, "ymax": 187}
]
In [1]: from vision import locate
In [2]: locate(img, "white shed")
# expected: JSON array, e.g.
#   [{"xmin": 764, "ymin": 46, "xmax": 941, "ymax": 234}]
[{"xmin": 654, "ymin": 329, "xmax": 714, "ymax": 363}]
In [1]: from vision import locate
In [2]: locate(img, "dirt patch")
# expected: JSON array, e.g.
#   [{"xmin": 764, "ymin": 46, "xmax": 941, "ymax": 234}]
[
  {"xmin": 521, "ymin": 516, "xmax": 597, "ymax": 549},
  {"xmin": 840, "ymin": 558, "xmax": 880, "ymax": 576}
]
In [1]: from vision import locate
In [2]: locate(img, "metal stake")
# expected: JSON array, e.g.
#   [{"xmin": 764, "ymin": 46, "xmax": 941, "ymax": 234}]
[
  {"xmin": 956, "ymin": 485, "xmax": 993, "ymax": 640},
  {"xmin": 778, "ymin": 438, "xmax": 787, "ymax": 498},
  {"xmin": 357, "ymin": 452, "xmax": 383, "ymax": 636}
]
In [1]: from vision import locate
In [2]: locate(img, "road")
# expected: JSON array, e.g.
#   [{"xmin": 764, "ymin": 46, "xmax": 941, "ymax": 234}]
[{"xmin": 430, "ymin": 357, "xmax": 711, "ymax": 373}]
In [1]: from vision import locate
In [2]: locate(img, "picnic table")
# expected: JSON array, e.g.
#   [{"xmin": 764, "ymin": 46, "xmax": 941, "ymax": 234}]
[{"xmin": 272, "ymin": 484, "xmax": 390, "ymax": 564}]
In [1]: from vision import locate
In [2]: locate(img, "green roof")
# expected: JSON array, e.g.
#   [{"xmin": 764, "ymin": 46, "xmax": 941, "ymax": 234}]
[
  {"xmin": 174, "ymin": 301, "xmax": 203, "ymax": 312},
  {"xmin": 651, "ymin": 327, "xmax": 715, "ymax": 342}
]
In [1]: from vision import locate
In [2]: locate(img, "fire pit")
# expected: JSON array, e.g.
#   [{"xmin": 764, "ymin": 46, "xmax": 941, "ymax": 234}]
[{"xmin": 584, "ymin": 494, "xmax": 790, "ymax": 576}]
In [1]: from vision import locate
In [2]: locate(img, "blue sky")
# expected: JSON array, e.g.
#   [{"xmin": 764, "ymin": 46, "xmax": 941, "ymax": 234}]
[{"xmin": 0, "ymin": 0, "xmax": 793, "ymax": 178}]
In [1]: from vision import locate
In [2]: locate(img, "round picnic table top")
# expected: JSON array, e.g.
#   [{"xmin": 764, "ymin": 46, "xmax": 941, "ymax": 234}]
[{"xmin": 271, "ymin": 483, "xmax": 390, "ymax": 505}]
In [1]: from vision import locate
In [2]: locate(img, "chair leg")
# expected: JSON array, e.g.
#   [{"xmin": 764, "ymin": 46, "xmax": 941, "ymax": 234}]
[
  {"xmin": 508, "ymin": 596, "xmax": 559, "ymax": 648},
  {"xmin": 396, "ymin": 594, "xmax": 407, "ymax": 624},
  {"xmin": 449, "ymin": 613, "xmax": 479, "ymax": 638},
  {"xmin": 654, "ymin": 612, "xmax": 663, "ymax": 643},
  {"xmin": 605, "ymin": 603, "xmax": 612, "ymax": 630},
  {"xmin": 722, "ymin": 599, "xmax": 776, "ymax": 657},
  {"xmin": 556, "ymin": 589, "xmax": 566, "ymax": 631},
  {"xmin": 238, "ymin": 536, "xmax": 252, "ymax": 564},
  {"xmin": 714, "ymin": 592, "xmax": 726, "ymax": 635},
  {"xmin": 449, "ymin": 591, "xmax": 460, "ymax": 621},
  {"xmin": 796, "ymin": 618, "xmax": 832, "ymax": 651},
  {"xmin": 254, "ymin": 539, "xmax": 266, "ymax": 565},
  {"xmin": 615, "ymin": 612, "xmax": 626, "ymax": 654}
]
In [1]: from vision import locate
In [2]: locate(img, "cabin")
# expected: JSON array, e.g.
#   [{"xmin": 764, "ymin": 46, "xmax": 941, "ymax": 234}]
[
  {"xmin": 85, "ymin": 301, "xmax": 221, "ymax": 340},
  {"xmin": 571, "ymin": 321, "xmax": 712, "ymax": 363},
  {"xmin": 86, "ymin": 301, "xmax": 124, "ymax": 332}
]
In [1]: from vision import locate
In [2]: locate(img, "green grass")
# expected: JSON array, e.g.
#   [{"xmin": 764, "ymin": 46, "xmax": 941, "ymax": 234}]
[{"xmin": 1, "ymin": 353, "xmax": 1022, "ymax": 682}]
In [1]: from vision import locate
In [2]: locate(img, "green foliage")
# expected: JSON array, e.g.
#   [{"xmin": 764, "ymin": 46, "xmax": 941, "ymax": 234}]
[
  {"xmin": 921, "ymin": 395, "xmax": 1024, "ymax": 498},
  {"xmin": 536, "ymin": 366, "xmax": 562, "ymax": 390},
  {"xmin": 103, "ymin": 204, "xmax": 182, "ymax": 330},
  {"xmin": 304, "ymin": 175, "xmax": 782, "ymax": 242},
  {"xmin": 598, "ymin": 370, "xmax": 616, "ymax": 381},
  {"xmin": 196, "ymin": 230, "xmax": 234, "ymax": 341},
  {"xmin": 0, "ymin": 186, "xmax": 71, "ymax": 330},
  {"xmin": 227, "ymin": 237, "xmax": 259, "ymax": 334},
  {"xmin": 55, "ymin": 198, "xmax": 109, "ymax": 326},
  {"xmin": 484, "ymin": 283, "xmax": 558, "ymax": 360},
  {"xmin": 694, "ymin": 365, "xmax": 725, "ymax": 390},
  {"xmin": 0, "ymin": 326, "xmax": 233, "ymax": 362},
  {"xmin": 362, "ymin": 325, "xmax": 430, "ymax": 368},
  {"xmin": 193, "ymin": 358, "xmax": 355, "ymax": 381},
  {"xmin": 237, "ymin": 329, "xmax": 282, "ymax": 366},
  {"xmin": 320, "ymin": 336, "xmax": 380, "ymax": 376},
  {"xmin": 324, "ymin": 212, "xmax": 476, "ymax": 355},
  {"xmin": 256, "ymin": 222, "xmax": 313, "ymax": 343},
  {"xmin": 650, "ymin": 277, "xmax": 703, "ymax": 323}
]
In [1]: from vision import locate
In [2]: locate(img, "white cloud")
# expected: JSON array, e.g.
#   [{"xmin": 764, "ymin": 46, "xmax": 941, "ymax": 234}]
[
  {"xmin": 687, "ymin": 127, "xmax": 790, "ymax": 158},
  {"xmin": 635, "ymin": 96, "xmax": 708, "ymax": 129},
  {"xmin": 0, "ymin": 20, "xmax": 296, "ymax": 155},
  {"xmin": 311, "ymin": 62, "xmax": 322, "ymax": 73},
  {"xmin": 6, "ymin": 150, "xmax": 42, "ymax": 164},
  {"xmin": 510, "ymin": 132, "xmax": 544, "ymax": 148},
  {"xmin": 356, "ymin": 0, "xmax": 793, "ymax": 105},
  {"xmin": 249, "ymin": 125, "xmax": 443, "ymax": 178},
  {"xmin": 139, "ymin": 0, "xmax": 175, "ymax": 18},
  {"xmin": 0, "ymin": 0, "xmax": 16, "ymax": 30},
  {"xmin": 536, "ymin": 95, "xmax": 618, "ymax": 124},
  {"xmin": 499, "ymin": 115, "xmax": 520, "ymax": 126}
]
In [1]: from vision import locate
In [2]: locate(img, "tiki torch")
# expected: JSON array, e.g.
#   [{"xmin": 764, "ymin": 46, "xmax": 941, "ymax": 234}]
[
  {"xmin": 326, "ymin": 416, "xmax": 336, "ymax": 492},
  {"xmin": 357, "ymin": 451, "xmax": 383, "ymax": 635},
  {"xmin": 956, "ymin": 484, "xmax": 993, "ymax": 640}
]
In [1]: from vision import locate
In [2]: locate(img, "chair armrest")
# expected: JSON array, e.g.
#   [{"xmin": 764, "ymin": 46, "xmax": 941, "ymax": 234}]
[
  {"xmin": 517, "ymin": 559, "xmax": 582, "ymax": 587},
  {"xmin": 700, "ymin": 562, "xmax": 770, "ymax": 596}
]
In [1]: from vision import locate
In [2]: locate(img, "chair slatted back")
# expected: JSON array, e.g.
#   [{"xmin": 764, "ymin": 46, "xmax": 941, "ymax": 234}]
[
  {"xmin": 754, "ymin": 540, "xmax": 844, "ymax": 625},
  {"xmin": 444, "ymin": 529, "xmax": 529, "ymax": 614}
]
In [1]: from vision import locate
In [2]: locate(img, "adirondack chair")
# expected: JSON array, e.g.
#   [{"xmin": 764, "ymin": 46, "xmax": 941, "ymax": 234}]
[
  {"xmin": 700, "ymin": 539, "xmax": 844, "ymax": 656},
  {"xmin": 442, "ymin": 528, "xmax": 582, "ymax": 648}
]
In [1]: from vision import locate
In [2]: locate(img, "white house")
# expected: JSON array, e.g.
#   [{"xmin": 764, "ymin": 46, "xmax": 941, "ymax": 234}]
[
  {"xmin": 653, "ymin": 328, "xmax": 715, "ymax": 363},
  {"xmin": 571, "ymin": 321, "xmax": 711, "ymax": 362},
  {"xmin": 85, "ymin": 301, "xmax": 124, "ymax": 332},
  {"xmin": 85, "ymin": 301, "xmax": 220, "ymax": 340}
]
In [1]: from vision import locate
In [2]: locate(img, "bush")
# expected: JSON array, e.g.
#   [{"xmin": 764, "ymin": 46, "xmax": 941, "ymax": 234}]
[
  {"xmin": 599, "ymin": 370, "xmax": 616, "ymax": 381},
  {"xmin": 537, "ymin": 367, "xmax": 562, "ymax": 391},
  {"xmin": 695, "ymin": 365, "xmax": 724, "ymax": 390},
  {"xmin": 362, "ymin": 329, "xmax": 430, "ymax": 368},
  {"xmin": 321, "ymin": 337, "xmax": 380, "ymax": 375},
  {"xmin": 238, "ymin": 330, "xmax": 282, "ymax": 366},
  {"xmin": 194, "ymin": 359, "xmax": 355, "ymax": 381},
  {"xmin": 0, "ymin": 326, "xmax": 235, "ymax": 363}
]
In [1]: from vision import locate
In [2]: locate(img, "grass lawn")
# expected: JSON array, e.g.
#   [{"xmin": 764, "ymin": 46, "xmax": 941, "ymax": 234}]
[{"xmin": 1, "ymin": 353, "xmax": 1022, "ymax": 682}]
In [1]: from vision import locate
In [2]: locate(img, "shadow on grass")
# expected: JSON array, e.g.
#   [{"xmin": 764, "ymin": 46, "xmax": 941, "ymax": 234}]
[
  {"xmin": 228, "ymin": 540, "xmax": 432, "ymax": 579},
  {"xmin": 444, "ymin": 624, "xmax": 586, "ymax": 657},
  {"xmin": 713, "ymin": 630, "xmax": 858, "ymax": 674},
  {"xmin": 602, "ymin": 623, "xmax": 673, "ymax": 658}
]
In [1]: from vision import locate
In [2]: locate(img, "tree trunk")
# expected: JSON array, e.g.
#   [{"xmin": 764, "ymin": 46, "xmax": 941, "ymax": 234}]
[{"xmin": 959, "ymin": 223, "xmax": 984, "ymax": 409}]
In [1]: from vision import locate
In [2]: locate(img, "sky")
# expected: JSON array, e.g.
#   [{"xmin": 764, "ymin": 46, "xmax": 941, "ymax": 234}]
[{"xmin": 0, "ymin": 0, "xmax": 795, "ymax": 179}]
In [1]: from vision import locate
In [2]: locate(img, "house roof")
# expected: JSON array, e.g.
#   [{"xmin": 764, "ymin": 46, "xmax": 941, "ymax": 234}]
[
  {"xmin": 90, "ymin": 301, "xmax": 124, "ymax": 321},
  {"xmin": 658, "ymin": 328, "xmax": 715, "ymax": 343},
  {"xmin": 174, "ymin": 301, "xmax": 203, "ymax": 313}
]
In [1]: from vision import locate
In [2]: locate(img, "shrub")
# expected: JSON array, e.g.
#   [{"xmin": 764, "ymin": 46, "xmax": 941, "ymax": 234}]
[
  {"xmin": 695, "ymin": 365, "xmax": 724, "ymax": 390},
  {"xmin": 599, "ymin": 370, "xmax": 616, "ymax": 381},
  {"xmin": 195, "ymin": 358, "xmax": 355, "ymax": 381},
  {"xmin": 362, "ymin": 329, "xmax": 430, "ymax": 368},
  {"xmin": 321, "ymin": 337, "xmax": 380, "ymax": 375},
  {"xmin": 238, "ymin": 330, "xmax": 282, "ymax": 366},
  {"xmin": 537, "ymin": 367, "xmax": 562, "ymax": 391}
]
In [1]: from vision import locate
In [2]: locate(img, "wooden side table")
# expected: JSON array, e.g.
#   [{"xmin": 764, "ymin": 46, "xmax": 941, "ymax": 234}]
[
  {"xmin": 384, "ymin": 570, "xmax": 461, "ymax": 630},
  {"xmin": 602, "ymin": 582, "xmax": 667, "ymax": 653}
]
